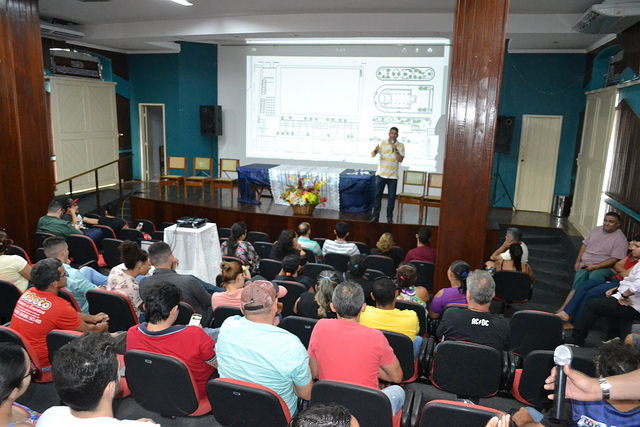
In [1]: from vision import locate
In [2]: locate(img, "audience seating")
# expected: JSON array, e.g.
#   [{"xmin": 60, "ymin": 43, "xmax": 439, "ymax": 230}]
[
  {"xmin": 118, "ymin": 228, "xmax": 144, "ymax": 244},
  {"xmin": 185, "ymin": 157, "xmax": 214, "ymax": 200},
  {"xmin": 395, "ymin": 300, "xmax": 427, "ymax": 337},
  {"xmin": 35, "ymin": 231, "xmax": 55, "ymax": 248},
  {"xmin": 211, "ymin": 306, "xmax": 242, "ymax": 328},
  {"xmin": 86, "ymin": 289, "xmax": 139, "ymax": 333},
  {"xmin": 133, "ymin": 219, "xmax": 156, "ymax": 234},
  {"xmin": 102, "ymin": 238, "xmax": 123, "ymax": 269},
  {"xmin": 510, "ymin": 310, "xmax": 563, "ymax": 358},
  {"xmin": 272, "ymin": 280, "xmax": 306, "ymax": 317},
  {"xmin": 159, "ymin": 156, "xmax": 188, "ymax": 196},
  {"xmin": 0, "ymin": 326, "xmax": 50, "ymax": 382},
  {"xmin": 67, "ymin": 234, "xmax": 107, "ymax": 268},
  {"xmin": 382, "ymin": 330, "xmax": 418, "ymax": 383},
  {"xmin": 303, "ymin": 263, "xmax": 336, "ymax": 282},
  {"xmin": 367, "ymin": 254, "xmax": 395, "ymax": 277},
  {"xmin": 253, "ymin": 241, "xmax": 274, "ymax": 260},
  {"xmin": 217, "ymin": 227, "xmax": 231, "ymax": 238},
  {"xmin": 7, "ymin": 245, "xmax": 32, "ymax": 265},
  {"xmin": 151, "ymin": 230, "xmax": 164, "ymax": 241},
  {"xmin": 125, "ymin": 350, "xmax": 211, "ymax": 417},
  {"xmin": 247, "ymin": 231, "xmax": 271, "ymax": 244},
  {"xmin": 351, "ymin": 241, "xmax": 369, "ymax": 255},
  {"xmin": 279, "ymin": 316, "xmax": 317, "ymax": 348},
  {"xmin": 35, "ymin": 247, "xmax": 46, "ymax": 262},
  {"xmin": 401, "ymin": 390, "xmax": 424, "ymax": 427},
  {"xmin": 222, "ymin": 255, "xmax": 244, "ymax": 266},
  {"xmin": 397, "ymin": 170, "xmax": 427, "ymax": 224},
  {"xmin": 207, "ymin": 378, "xmax": 291, "ymax": 427},
  {"xmin": 493, "ymin": 271, "xmax": 534, "ymax": 308},
  {"xmin": 301, "ymin": 247, "xmax": 316, "ymax": 263},
  {"xmin": 90, "ymin": 224, "xmax": 117, "ymax": 240},
  {"xmin": 212, "ymin": 158, "xmax": 239, "ymax": 205},
  {"xmin": 421, "ymin": 172, "xmax": 443, "ymax": 219},
  {"xmin": 0, "ymin": 280, "xmax": 21, "ymax": 324},
  {"xmin": 392, "ymin": 246, "xmax": 404, "ymax": 263},
  {"xmin": 176, "ymin": 301, "xmax": 195, "ymax": 325},
  {"xmin": 312, "ymin": 237, "xmax": 327, "ymax": 249},
  {"xmin": 419, "ymin": 400, "xmax": 504, "ymax": 427},
  {"xmin": 46, "ymin": 329, "xmax": 82, "ymax": 363},
  {"xmin": 58, "ymin": 288, "xmax": 81, "ymax": 312},
  {"xmin": 365, "ymin": 268, "xmax": 385, "ymax": 281},
  {"xmin": 160, "ymin": 221, "xmax": 175, "ymax": 230},
  {"xmin": 324, "ymin": 253, "xmax": 351, "ymax": 273},
  {"xmin": 409, "ymin": 260, "xmax": 435, "ymax": 291},
  {"xmin": 259, "ymin": 259, "xmax": 282, "ymax": 281}
]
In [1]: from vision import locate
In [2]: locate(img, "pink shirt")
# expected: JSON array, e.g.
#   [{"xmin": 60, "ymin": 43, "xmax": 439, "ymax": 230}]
[
  {"xmin": 403, "ymin": 246, "xmax": 436, "ymax": 264},
  {"xmin": 581, "ymin": 227, "xmax": 628, "ymax": 266},
  {"xmin": 211, "ymin": 288, "xmax": 243, "ymax": 310}
]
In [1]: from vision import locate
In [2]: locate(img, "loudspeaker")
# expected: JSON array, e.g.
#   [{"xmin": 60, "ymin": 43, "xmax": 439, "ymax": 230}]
[
  {"xmin": 200, "ymin": 105, "xmax": 222, "ymax": 136},
  {"xmin": 495, "ymin": 116, "xmax": 515, "ymax": 154}
]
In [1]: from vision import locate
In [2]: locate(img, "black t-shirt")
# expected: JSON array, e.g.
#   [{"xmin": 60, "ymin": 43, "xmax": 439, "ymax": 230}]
[
  {"xmin": 274, "ymin": 274, "xmax": 314, "ymax": 290},
  {"xmin": 296, "ymin": 291, "xmax": 319, "ymax": 319},
  {"xmin": 436, "ymin": 307, "xmax": 510, "ymax": 352},
  {"xmin": 99, "ymin": 216, "xmax": 126, "ymax": 234},
  {"xmin": 344, "ymin": 272, "xmax": 374, "ymax": 306}
]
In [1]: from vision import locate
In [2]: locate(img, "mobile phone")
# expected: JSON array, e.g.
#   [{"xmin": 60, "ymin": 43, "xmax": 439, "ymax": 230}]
[
  {"xmin": 137, "ymin": 222, "xmax": 144, "ymax": 229},
  {"xmin": 188, "ymin": 313, "xmax": 202, "ymax": 327}
]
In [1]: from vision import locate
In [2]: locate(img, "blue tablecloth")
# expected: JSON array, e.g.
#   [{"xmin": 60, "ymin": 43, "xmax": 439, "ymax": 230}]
[{"xmin": 237, "ymin": 163, "xmax": 375, "ymax": 213}]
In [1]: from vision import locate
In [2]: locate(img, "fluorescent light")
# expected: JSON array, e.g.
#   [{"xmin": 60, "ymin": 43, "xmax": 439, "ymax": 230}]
[
  {"xmin": 169, "ymin": 0, "xmax": 194, "ymax": 6},
  {"xmin": 245, "ymin": 37, "xmax": 449, "ymax": 45}
]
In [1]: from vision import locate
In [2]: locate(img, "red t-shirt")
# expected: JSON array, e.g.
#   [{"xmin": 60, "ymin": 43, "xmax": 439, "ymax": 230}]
[
  {"xmin": 403, "ymin": 246, "xmax": 436, "ymax": 264},
  {"xmin": 126, "ymin": 324, "xmax": 216, "ymax": 400},
  {"xmin": 308, "ymin": 318, "xmax": 396, "ymax": 389},
  {"xmin": 10, "ymin": 289, "xmax": 82, "ymax": 368}
]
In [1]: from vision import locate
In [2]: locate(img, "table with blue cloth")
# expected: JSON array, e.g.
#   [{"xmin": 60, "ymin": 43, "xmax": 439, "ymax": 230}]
[{"xmin": 237, "ymin": 163, "xmax": 375, "ymax": 213}]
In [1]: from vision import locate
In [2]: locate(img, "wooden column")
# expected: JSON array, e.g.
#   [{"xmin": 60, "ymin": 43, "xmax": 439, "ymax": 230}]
[
  {"xmin": 433, "ymin": 0, "xmax": 509, "ymax": 290},
  {"xmin": 0, "ymin": 0, "xmax": 55, "ymax": 255}
]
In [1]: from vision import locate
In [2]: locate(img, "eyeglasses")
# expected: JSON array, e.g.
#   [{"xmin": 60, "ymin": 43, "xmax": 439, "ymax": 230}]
[
  {"xmin": 59, "ymin": 271, "xmax": 69, "ymax": 279},
  {"xmin": 23, "ymin": 367, "xmax": 38, "ymax": 380}
]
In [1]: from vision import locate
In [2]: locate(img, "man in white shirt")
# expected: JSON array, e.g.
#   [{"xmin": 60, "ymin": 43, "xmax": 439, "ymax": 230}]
[
  {"xmin": 370, "ymin": 127, "xmax": 405, "ymax": 224},
  {"xmin": 322, "ymin": 222, "xmax": 360, "ymax": 257}
]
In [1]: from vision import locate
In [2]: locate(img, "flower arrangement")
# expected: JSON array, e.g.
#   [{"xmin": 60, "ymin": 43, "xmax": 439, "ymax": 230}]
[{"xmin": 281, "ymin": 176, "xmax": 327, "ymax": 206}]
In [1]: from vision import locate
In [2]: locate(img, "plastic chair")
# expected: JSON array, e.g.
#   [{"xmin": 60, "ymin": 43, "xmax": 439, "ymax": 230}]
[
  {"xmin": 35, "ymin": 248, "xmax": 46, "ymax": 262},
  {"xmin": 118, "ymin": 228, "xmax": 144, "ymax": 244},
  {"xmin": 351, "ymin": 241, "xmax": 370, "ymax": 255},
  {"xmin": 176, "ymin": 301, "xmax": 195, "ymax": 325},
  {"xmin": 86, "ymin": 289, "xmax": 139, "ymax": 332},
  {"xmin": 254, "ymin": 241, "xmax": 274, "ymax": 260},
  {"xmin": 207, "ymin": 378, "xmax": 291, "ymax": 427},
  {"xmin": 212, "ymin": 158, "xmax": 240, "ymax": 205},
  {"xmin": 421, "ymin": 172, "xmax": 443, "ymax": 219},
  {"xmin": 58, "ymin": 288, "xmax": 81, "ymax": 312},
  {"xmin": 67, "ymin": 234, "xmax": 106, "ymax": 268},
  {"xmin": 279, "ymin": 316, "xmax": 317, "ymax": 348},
  {"xmin": 46, "ymin": 329, "xmax": 83, "ymax": 363},
  {"xmin": 133, "ymin": 219, "xmax": 156, "ymax": 234},
  {"xmin": 0, "ymin": 326, "xmax": 50, "ymax": 382},
  {"xmin": 217, "ymin": 227, "xmax": 231, "ymax": 238},
  {"xmin": 395, "ymin": 300, "xmax": 427, "ymax": 337},
  {"xmin": 510, "ymin": 310, "xmax": 563, "ymax": 358},
  {"xmin": 367, "ymin": 254, "xmax": 395, "ymax": 277},
  {"xmin": 302, "ymin": 263, "xmax": 336, "ymax": 282},
  {"xmin": 211, "ymin": 306, "xmax": 242, "ymax": 328},
  {"xmin": 91, "ymin": 224, "xmax": 117, "ymax": 240},
  {"xmin": 397, "ymin": 170, "xmax": 427, "ymax": 224},
  {"xmin": 35, "ymin": 231, "xmax": 55, "ymax": 248},
  {"xmin": 247, "ymin": 231, "xmax": 271, "ymax": 244},
  {"xmin": 409, "ymin": 260, "xmax": 435, "ymax": 291},
  {"xmin": 272, "ymin": 280, "xmax": 306, "ymax": 317},
  {"xmin": 365, "ymin": 268, "xmax": 385, "ymax": 281},
  {"xmin": 102, "ymin": 238, "xmax": 123, "ymax": 268},
  {"xmin": 259, "ymin": 259, "xmax": 282, "ymax": 281},
  {"xmin": 0, "ymin": 280, "xmax": 22, "ymax": 324},
  {"xmin": 382, "ymin": 330, "xmax": 418, "ymax": 383},
  {"xmin": 151, "ymin": 230, "xmax": 164, "ymax": 241},
  {"xmin": 493, "ymin": 271, "xmax": 534, "ymax": 304},
  {"xmin": 419, "ymin": 400, "xmax": 504, "ymax": 427},
  {"xmin": 392, "ymin": 246, "xmax": 404, "ymax": 263},
  {"xmin": 324, "ymin": 253, "xmax": 351, "ymax": 273},
  {"xmin": 185, "ymin": 157, "xmax": 214, "ymax": 200},
  {"xmin": 159, "ymin": 156, "xmax": 188, "ymax": 196},
  {"xmin": 301, "ymin": 247, "xmax": 316, "ymax": 263}
]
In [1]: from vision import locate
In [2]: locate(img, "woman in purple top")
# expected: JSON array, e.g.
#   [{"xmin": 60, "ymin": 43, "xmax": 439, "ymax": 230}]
[{"xmin": 428, "ymin": 260, "xmax": 470, "ymax": 319}]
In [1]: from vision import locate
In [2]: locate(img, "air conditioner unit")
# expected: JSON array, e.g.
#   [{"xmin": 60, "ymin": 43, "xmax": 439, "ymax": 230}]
[
  {"xmin": 40, "ymin": 22, "xmax": 85, "ymax": 40},
  {"xmin": 574, "ymin": 1, "xmax": 640, "ymax": 34}
]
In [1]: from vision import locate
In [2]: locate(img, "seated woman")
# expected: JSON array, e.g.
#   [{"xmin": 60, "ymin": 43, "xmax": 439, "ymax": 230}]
[
  {"xmin": 370, "ymin": 232, "xmax": 402, "ymax": 267},
  {"xmin": 491, "ymin": 243, "xmax": 535, "ymax": 279},
  {"xmin": 0, "ymin": 231, "xmax": 31, "ymax": 292},
  {"xmin": 0, "ymin": 342, "xmax": 39, "ymax": 426},
  {"xmin": 428, "ymin": 260, "xmax": 470, "ymax": 319},
  {"xmin": 106, "ymin": 241, "xmax": 150, "ymax": 318},
  {"xmin": 269, "ymin": 229, "xmax": 305, "ymax": 261},
  {"xmin": 211, "ymin": 261, "xmax": 246, "ymax": 310},
  {"xmin": 396, "ymin": 264, "xmax": 429, "ymax": 308},
  {"xmin": 344, "ymin": 255, "xmax": 373, "ymax": 306},
  {"xmin": 294, "ymin": 270, "xmax": 341, "ymax": 319},
  {"xmin": 220, "ymin": 222, "xmax": 260, "ymax": 274}
]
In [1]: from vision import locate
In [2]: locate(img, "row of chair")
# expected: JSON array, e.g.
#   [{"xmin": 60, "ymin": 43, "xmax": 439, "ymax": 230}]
[{"xmin": 159, "ymin": 156, "xmax": 239, "ymax": 203}]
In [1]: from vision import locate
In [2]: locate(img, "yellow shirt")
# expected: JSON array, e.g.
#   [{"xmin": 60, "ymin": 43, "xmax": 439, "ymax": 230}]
[
  {"xmin": 374, "ymin": 140, "xmax": 405, "ymax": 179},
  {"xmin": 360, "ymin": 305, "xmax": 419, "ymax": 340}
]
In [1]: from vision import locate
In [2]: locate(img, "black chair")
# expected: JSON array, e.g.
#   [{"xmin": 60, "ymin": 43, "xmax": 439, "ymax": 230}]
[
  {"xmin": 118, "ymin": 228, "xmax": 145, "ymax": 244},
  {"xmin": 91, "ymin": 224, "xmax": 117, "ymax": 240},
  {"xmin": 222, "ymin": 255, "xmax": 244, "ymax": 265},
  {"xmin": 86, "ymin": 289, "xmax": 139, "ymax": 332},
  {"xmin": 0, "ymin": 280, "xmax": 22, "ymax": 324},
  {"xmin": 365, "ymin": 268, "xmax": 385, "ymax": 281},
  {"xmin": 260, "ymin": 258, "xmax": 282, "ymax": 281},
  {"xmin": 68, "ymin": 234, "xmax": 107, "ymax": 268},
  {"xmin": 0, "ymin": 326, "xmax": 50, "ymax": 382},
  {"xmin": 176, "ymin": 301, "xmax": 195, "ymax": 325},
  {"xmin": 313, "ymin": 237, "xmax": 327, "ymax": 249},
  {"xmin": 493, "ymin": 271, "xmax": 534, "ymax": 304},
  {"xmin": 395, "ymin": 300, "xmax": 427, "ymax": 337},
  {"xmin": 324, "ymin": 253, "xmax": 351, "ymax": 273},
  {"xmin": 58, "ymin": 288, "xmax": 81, "ymax": 312},
  {"xmin": 35, "ymin": 231, "xmax": 55, "ymax": 248},
  {"xmin": 46, "ymin": 329, "xmax": 82, "ymax": 363},
  {"xmin": 367, "ymin": 255, "xmax": 395, "ymax": 277},
  {"xmin": 392, "ymin": 246, "xmax": 405, "ymax": 263},
  {"xmin": 7, "ymin": 245, "xmax": 32, "ymax": 264},
  {"xmin": 102, "ymin": 238, "xmax": 123, "ymax": 268},
  {"xmin": 217, "ymin": 227, "xmax": 231, "ymax": 238},
  {"xmin": 254, "ymin": 241, "xmax": 274, "ymax": 260},
  {"xmin": 125, "ymin": 350, "xmax": 211, "ymax": 417},
  {"xmin": 279, "ymin": 316, "xmax": 317, "ymax": 348},
  {"xmin": 272, "ymin": 280, "xmax": 306, "ymax": 318},
  {"xmin": 35, "ymin": 248, "xmax": 46, "ymax": 262},
  {"xmin": 351, "ymin": 241, "xmax": 369, "ymax": 255},
  {"xmin": 133, "ymin": 219, "xmax": 156, "ymax": 234},
  {"xmin": 211, "ymin": 306, "xmax": 242, "ymax": 328},
  {"xmin": 381, "ymin": 330, "xmax": 417, "ymax": 383},
  {"xmin": 301, "ymin": 247, "xmax": 315, "ymax": 263},
  {"xmin": 409, "ymin": 260, "xmax": 435, "ymax": 291},
  {"xmin": 510, "ymin": 310, "xmax": 563, "ymax": 358},
  {"xmin": 160, "ymin": 221, "xmax": 175, "ymax": 230},
  {"xmin": 207, "ymin": 378, "xmax": 291, "ymax": 426},
  {"xmin": 303, "ymin": 263, "xmax": 336, "ymax": 282},
  {"xmin": 151, "ymin": 230, "xmax": 164, "ymax": 241},
  {"xmin": 247, "ymin": 231, "xmax": 271, "ymax": 244},
  {"xmin": 419, "ymin": 400, "xmax": 504, "ymax": 427}
]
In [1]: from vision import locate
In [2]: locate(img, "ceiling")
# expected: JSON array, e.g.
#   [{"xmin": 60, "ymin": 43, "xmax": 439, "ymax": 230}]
[{"xmin": 38, "ymin": 0, "xmax": 616, "ymax": 53}]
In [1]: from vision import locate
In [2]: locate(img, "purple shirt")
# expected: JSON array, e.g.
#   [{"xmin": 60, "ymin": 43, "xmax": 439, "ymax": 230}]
[
  {"xmin": 429, "ymin": 287, "xmax": 467, "ymax": 315},
  {"xmin": 581, "ymin": 226, "xmax": 628, "ymax": 266}
]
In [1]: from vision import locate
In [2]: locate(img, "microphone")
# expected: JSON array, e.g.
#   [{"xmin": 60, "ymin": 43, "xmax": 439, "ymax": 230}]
[{"xmin": 551, "ymin": 345, "xmax": 573, "ymax": 422}]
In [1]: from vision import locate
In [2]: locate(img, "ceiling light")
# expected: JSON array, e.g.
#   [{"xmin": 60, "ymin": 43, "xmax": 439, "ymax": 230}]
[
  {"xmin": 169, "ymin": 0, "xmax": 194, "ymax": 6},
  {"xmin": 245, "ymin": 37, "xmax": 450, "ymax": 45}
]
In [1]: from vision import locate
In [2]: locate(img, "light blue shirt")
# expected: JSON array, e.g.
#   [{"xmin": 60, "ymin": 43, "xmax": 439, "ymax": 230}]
[
  {"xmin": 215, "ymin": 316, "xmax": 311, "ymax": 416},
  {"xmin": 298, "ymin": 236, "xmax": 322, "ymax": 257},
  {"xmin": 63, "ymin": 264, "xmax": 98, "ymax": 313}
]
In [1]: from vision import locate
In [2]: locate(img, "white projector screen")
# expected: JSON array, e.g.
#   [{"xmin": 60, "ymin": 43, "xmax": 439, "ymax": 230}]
[{"xmin": 244, "ymin": 46, "xmax": 450, "ymax": 171}]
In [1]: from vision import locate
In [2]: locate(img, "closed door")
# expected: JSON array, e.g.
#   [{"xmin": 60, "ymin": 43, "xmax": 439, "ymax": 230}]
[{"xmin": 514, "ymin": 115, "xmax": 563, "ymax": 212}]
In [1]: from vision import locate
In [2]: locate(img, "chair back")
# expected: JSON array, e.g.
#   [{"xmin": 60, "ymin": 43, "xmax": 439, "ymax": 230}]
[
  {"xmin": 35, "ymin": 231, "xmax": 55, "ymax": 248},
  {"xmin": 427, "ymin": 173, "xmax": 443, "ymax": 192},
  {"xmin": 67, "ymin": 234, "xmax": 101, "ymax": 267},
  {"xmin": 302, "ymin": 263, "xmax": 336, "ymax": 282},
  {"xmin": 118, "ymin": 228, "xmax": 144, "ymax": 244},
  {"xmin": 402, "ymin": 170, "xmax": 427, "ymax": 194},
  {"xmin": 193, "ymin": 157, "xmax": 214, "ymax": 176},
  {"xmin": 395, "ymin": 300, "xmax": 427, "ymax": 337},
  {"xmin": 133, "ymin": 219, "xmax": 156, "ymax": 234},
  {"xmin": 218, "ymin": 227, "xmax": 231, "ymax": 238},
  {"xmin": 35, "ymin": 247, "xmax": 46, "ymax": 262},
  {"xmin": 58, "ymin": 288, "xmax": 81, "ymax": 312},
  {"xmin": 382, "ymin": 330, "xmax": 417, "ymax": 382},
  {"xmin": 92, "ymin": 224, "xmax": 117, "ymax": 240},
  {"xmin": 259, "ymin": 259, "xmax": 282, "ymax": 281},
  {"xmin": 312, "ymin": 237, "xmax": 327, "ymax": 248},
  {"xmin": 409, "ymin": 260, "xmax": 435, "ymax": 291},
  {"xmin": 7, "ymin": 246, "xmax": 32, "ymax": 265},
  {"xmin": 279, "ymin": 316, "xmax": 317, "ymax": 348},
  {"xmin": 365, "ymin": 268, "xmax": 385, "ymax": 281},
  {"xmin": 0, "ymin": 280, "xmax": 22, "ymax": 324},
  {"xmin": 311, "ymin": 381, "xmax": 394, "ymax": 427},
  {"xmin": 160, "ymin": 221, "xmax": 175, "ymax": 230},
  {"xmin": 102, "ymin": 238, "xmax": 123, "ymax": 268},
  {"xmin": 222, "ymin": 255, "xmax": 244, "ymax": 265},
  {"xmin": 493, "ymin": 271, "xmax": 533, "ymax": 303},
  {"xmin": 167, "ymin": 156, "xmax": 187, "ymax": 175},
  {"xmin": 207, "ymin": 378, "xmax": 291, "ymax": 426},
  {"xmin": 351, "ymin": 241, "xmax": 369, "ymax": 255},
  {"xmin": 247, "ymin": 231, "xmax": 271, "ymax": 244},
  {"xmin": 46, "ymin": 329, "xmax": 82, "ymax": 363},
  {"xmin": 254, "ymin": 241, "xmax": 274, "ymax": 260},
  {"xmin": 86, "ymin": 289, "xmax": 138, "ymax": 332},
  {"xmin": 301, "ymin": 247, "xmax": 315, "ymax": 263},
  {"xmin": 219, "ymin": 158, "xmax": 240, "ymax": 178},
  {"xmin": 125, "ymin": 350, "xmax": 201, "ymax": 417},
  {"xmin": 367, "ymin": 255, "xmax": 395, "ymax": 276},
  {"xmin": 392, "ymin": 246, "xmax": 404, "ymax": 262},
  {"xmin": 272, "ymin": 280, "xmax": 306, "ymax": 317},
  {"xmin": 212, "ymin": 306, "xmax": 243, "ymax": 328},
  {"xmin": 151, "ymin": 230, "xmax": 164, "ymax": 241},
  {"xmin": 176, "ymin": 301, "xmax": 195, "ymax": 325},
  {"xmin": 324, "ymin": 253, "xmax": 351, "ymax": 273},
  {"xmin": 419, "ymin": 400, "xmax": 504, "ymax": 427},
  {"xmin": 431, "ymin": 341, "xmax": 502, "ymax": 399},
  {"xmin": 510, "ymin": 310, "xmax": 563, "ymax": 357},
  {"xmin": 0, "ymin": 326, "xmax": 49, "ymax": 382}
]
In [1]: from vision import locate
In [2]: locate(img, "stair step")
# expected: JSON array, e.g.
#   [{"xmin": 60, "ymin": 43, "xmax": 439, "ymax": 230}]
[
  {"xmin": 522, "ymin": 234, "xmax": 563, "ymax": 245},
  {"xmin": 527, "ymin": 243, "xmax": 569, "ymax": 258},
  {"xmin": 534, "ymin": 269, "xmax": 570, "ymax": 285}
]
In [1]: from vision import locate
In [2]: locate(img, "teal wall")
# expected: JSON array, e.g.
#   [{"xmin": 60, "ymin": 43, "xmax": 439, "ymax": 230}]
[
  {"xmin": 491, "ymin": 53, "xmax": 587, "ymax": 207},
  {"xmin": 128, "ymin": 42, "xmax": 218, "ymax": 179}
]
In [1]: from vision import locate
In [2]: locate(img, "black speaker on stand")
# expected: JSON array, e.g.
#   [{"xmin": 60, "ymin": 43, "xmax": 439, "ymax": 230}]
[
  {"xmin": 200, "ymin": 105, "xmax": 222, "ymax": 136},
  {"xmin": 491, "ymin": 116, "xmax": 516, "ymax": 210}
]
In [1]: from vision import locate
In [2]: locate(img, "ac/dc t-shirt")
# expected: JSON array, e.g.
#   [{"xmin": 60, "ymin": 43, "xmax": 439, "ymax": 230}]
[{"xmin": 436, "ymin": 307, "xmax": 509, "ymax": 352}]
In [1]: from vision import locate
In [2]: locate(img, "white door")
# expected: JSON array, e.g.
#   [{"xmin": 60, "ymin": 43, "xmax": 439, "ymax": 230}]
[
  {"xmin": 139, "ymin": 104, "xmax": 166, "ymax": 181},
  {"xmin": 514, "ymin": 115, "xmax": 563, "ymax": 212},
  {"xmin": 569, "ymin": 87, "xmax": 618, "ymax": 237}
]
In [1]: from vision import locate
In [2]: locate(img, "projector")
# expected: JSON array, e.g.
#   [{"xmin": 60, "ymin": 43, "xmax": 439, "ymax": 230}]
[{"xmin": 176, "ymin": 217, "xmax": 207, "ymax": 228}]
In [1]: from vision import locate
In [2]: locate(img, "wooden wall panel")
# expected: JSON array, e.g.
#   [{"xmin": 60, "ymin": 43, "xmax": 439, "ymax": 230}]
[
  {"xmin": 434, "ymin": 0, "xmax": 509, "ymax": 290},
  {"xmin": 0, "ymin": 0, "xmax": 54, "ymax": 253}
]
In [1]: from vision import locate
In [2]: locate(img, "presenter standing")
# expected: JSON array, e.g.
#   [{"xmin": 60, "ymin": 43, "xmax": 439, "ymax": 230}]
[{"xmin": 370, "ymin": 127, "xmax": 405, "ymax": 224}]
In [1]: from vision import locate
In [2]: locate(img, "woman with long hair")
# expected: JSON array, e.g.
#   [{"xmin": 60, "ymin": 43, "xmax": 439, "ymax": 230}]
[
  {"xmin": 313, "ymin": 271, "xmax": 341, "ymax": 319},
  {"xmin": 0, "ymin": 342, "xmax": 39, "ymax": 426},
  {"xmin": 344, "ymin": 255, "xmax": 374, "ymax": 306},
  {"xmin": 270, "ymin": 229, "xmax": 305, "ymax": 261},
  {"xmin": 494, "ymin": 243, "xmax": 534, "ymax": 279},
  {"xmin": 428, "ymin": 260, "xmax": 470, "ymax": 319},
  {"xmin": 220, "ymin": 222, "xmax": 260, "ymax": 273},
  {"xmin": 106, "ymin": 241, "xmax": 150, "ymax": 317},
  {"xmin": 0, "ymin": 231, "xmax": 31, "ymax": 292},
  {"xmin": 370, "ymin": 232, "xmax": 402, "ymax": 267}
]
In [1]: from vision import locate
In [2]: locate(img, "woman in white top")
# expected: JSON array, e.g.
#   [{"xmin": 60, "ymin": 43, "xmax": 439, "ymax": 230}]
[
  {"xmin": 0, "ymin": 231, "xmax": 31, "ymax": 292},
  {"xmin": 106, "ymin": 241, "xmax": 150, "ymax": 317}
]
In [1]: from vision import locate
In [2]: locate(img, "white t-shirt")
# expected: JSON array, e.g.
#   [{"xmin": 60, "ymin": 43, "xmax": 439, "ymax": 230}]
[
  {"xmin": 0, "ymin": 254, "xmax": 28, "ymax": 292},
  {"xmin": 37, "ymin": 406, "xmax": 159, "ymax": 426},
  {"xmin": 500, "ymin": 241, "xmax": 529, "ymax": 265}
]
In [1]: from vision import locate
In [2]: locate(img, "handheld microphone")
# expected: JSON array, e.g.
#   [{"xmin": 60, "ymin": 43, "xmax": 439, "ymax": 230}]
[{"xmin": 551, "ymin": 345, "xmax": 573, "ymax": 421}]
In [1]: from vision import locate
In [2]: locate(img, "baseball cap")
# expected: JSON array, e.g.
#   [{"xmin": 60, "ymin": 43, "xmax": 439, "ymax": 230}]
[
  {"xmin": 62, "ymin": 198, "xmax": 79, "ymax": 210},
  {"xmin": 241, "ymin": 280, "xmax": 287, "ymax": 311}
]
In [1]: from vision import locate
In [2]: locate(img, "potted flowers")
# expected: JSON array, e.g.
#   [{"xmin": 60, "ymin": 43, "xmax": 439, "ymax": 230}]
[{"xmin": 280, "ymin": 176, "xmax": 327, "ymax": 215}]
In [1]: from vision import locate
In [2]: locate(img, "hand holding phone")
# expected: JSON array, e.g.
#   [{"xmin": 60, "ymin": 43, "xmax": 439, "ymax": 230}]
[{"xmin": 188, "ymin": 313, "xmax": 202, "ymax": 327}]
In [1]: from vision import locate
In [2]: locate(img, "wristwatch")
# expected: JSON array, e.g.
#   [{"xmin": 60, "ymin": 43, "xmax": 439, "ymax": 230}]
[{"xmin": 598, "ymin": 378, "xmax": 611, "ymax": 400}]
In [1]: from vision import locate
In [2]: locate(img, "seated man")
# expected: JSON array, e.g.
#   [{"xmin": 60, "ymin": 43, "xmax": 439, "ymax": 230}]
[
  {"xmin": 359, "ymin": 277, "xmax": 421, "ymax": 359},
  {"xmin": 38, "ymin": 333, "xmax": 157, "ymax": 426},
  {"xmin": 436, "ymin": 270, "xmax": 509, "ymax": 352},
  {"xmin": 43, "ymin": 236, "xmax": 107, "ymax": 313},
  {"xmin": 97, "ymin": 200, "xmax": 128, "ymax": 235},
  {"xmin": 36, "ymin": 199, "xmax": 83, "ymax": 240},
  {"xmin": 297, "ymin": 222, "xmax": 322, "ymax": 260},
  {"xmin": 215, "ymin": 280, "xmax": 312, "ymax": 416},
  {"xmin": 127, "ymin": 282, "xmax": 216, "ymax": 403},
  {"xmin": 308, "ymin": 282, "xmax": 405, "ymax": 416},
  {"xmin": 140, "ymin": 242, "xmax": 215, "ymax": 324},
  {"xmin": 274, "ymin": 254, "xmax": 314, "ymax": 290},
  {"xmin": 488, "ymin": 227, "xmax": 529, "ymax": 265},
  {"xmin": 10, "ymin": 258, "xmax": 108, "ymax": 370},
  {"xmin": 402, "ymin": 227, "xmax": 436, "ymax": 264},
  {"xmin": 60, "ymin": 198, "xmax": 102, "ymax": 243},
  {"xmin": 322, "ymin": 222, "xmax": 359, "ymax": 258}
]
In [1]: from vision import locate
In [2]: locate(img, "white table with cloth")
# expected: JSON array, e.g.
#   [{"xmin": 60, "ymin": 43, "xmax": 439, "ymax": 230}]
[
  {"xmin": 163, "ymin": 223, "xmax": 221, "ymax": 284},
  {"xmin": 268, "ymin": 165, "xmax": 342, "ymax": 210}
]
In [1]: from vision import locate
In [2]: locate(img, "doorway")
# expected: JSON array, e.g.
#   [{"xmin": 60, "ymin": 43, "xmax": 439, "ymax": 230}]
[{"xmin": 139, "ymin": 104, "xmax": 166, "ymax": 181}]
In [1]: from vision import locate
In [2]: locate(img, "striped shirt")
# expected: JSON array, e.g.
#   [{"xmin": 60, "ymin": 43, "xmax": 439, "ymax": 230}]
[
  {"xmin": 322, "ymin": 240, "xmax": 360, "ymax": 257},
  {"xmin": 375, "ymin": 140, "xmax": 405, "ymax": 179}
]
